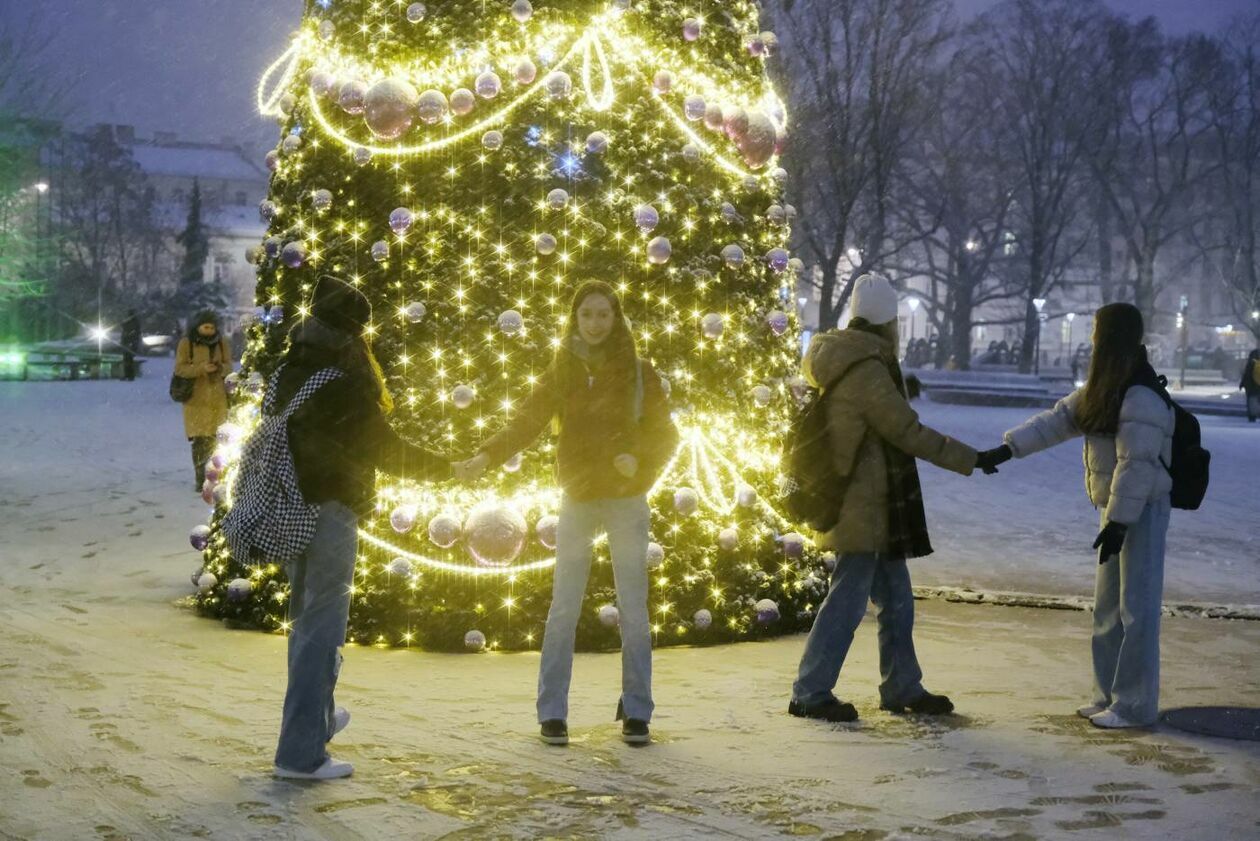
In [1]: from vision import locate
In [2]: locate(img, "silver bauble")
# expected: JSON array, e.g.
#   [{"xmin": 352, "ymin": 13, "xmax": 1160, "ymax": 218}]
[
  {"xmin": 282, "ymin": 134, "xmax": 302, "ymax": 154},
  {"xmin": 449, "ymin": 88, "xmax": 476, "ymax": 116},
  {"xmin": 766, "ymin": 247, "xmax": 790, "ymax": 273},
  {"xmin": 701, "ymin": 312, "xmax": 724, "ymax": 338},
  {"xmin": 389, "ymin": 206, "xmax": 414, "ymax": 234},
  {"xmin": 370, "ymin": 240, "xmax": 389, "ymax": 262},
  {"xmin": 498, "ymin": 309, "xmax": 524, "ymax": 336},
  {"xmin": 515, "ymin": 58, "xmax": 537, "ymax": 85},
  {"xmin": 546, "ymin": 188, "xmax": 569, "ymax": 210},
  {"xmin": 452, "ymin": 384, "xmax": 475, "ymax": 409},
  {"xmin": 674, "ymin": 487, "xmax": 699, "ymax": 516},
  {"xmin": 511, "ymin": 0, "xmax": 533, "ymax": 23},
  {"xmin": 646, "ymin": 236, "xmax": 672, "ymax": 265},
  {"xmin": 403, "ymin": 301, "xmax": 427, "ymax": 323},
  {"xmin": 683, "ymin": 18, "xmax": 702, "ymax": 41},
  {"xmin": 482, "ymin": 130, "xmax": 504, "ymax": 150},
  {"xmin": 464, "ymin": 501, "xmax": 528, "ymax": 567},
  {"xmin": 544, "ymin": 71, "xmax": 572, "ymax": 100},
  {"xmin": 652, "ymin": 70, "xmax": 674, "ymax": 93},
  {"xmin": 633, "ymin": 203, "xmax": 659, "ymax": 231},
  {"xmin": 718, "ymin": 527, "xmax": 739, "ymax": 551},
  {"xmin": 416, "ymin": 89, "xmax": 449, "ymax": 124},
  {"xmin": 684, "ymin": 94, "xmax": 706, "ymax": 121},
  {"xmin": 767, "ymin": 310, "xmax": 789, "ymax": 335},
  {"xmin": 586, "ymin": 131, "xmax": 609, "ymax": 153},
  {"xmin": 312, "ymin": 189, "xmax": 333, "ymax": 211},
  {"xmin": 598, "ymin": 604, "xmax": 620, "ymax": 627},
  {"xmin": 752, "ymin": 385, "xmax": 773, "ymax": 406},
  {"xmin": 535, "ymin": 514, "xmax": 559, "ymax": 549},
  {"xmin": 536, "ymin": 233, "xmax": 557, "ymax": 255},
  {"xmin": 281, "ymin": 241, "xmax": 306, "ymax": 268},
  {"xmin": 428, "ymin": 512, "xmax": 462, "ymax": 548},
  {"xmin": 390, "ymin": 504, "xmax": 418, "ymax": 533},
  {"xmin": 721, "ymin": 243, "xmax": 745, "ymax": 268},
  {"xmin": 646, "ymin": 541, "xmax": 665, "ymax": 569},
  {"xmin": 739, "ymin": 111, "xmax": 777, "ymax": 169},
  {"xmin": 475, "ymin": 71, "xmax": 501, "ymax": 99},
  {"xmin": 406, "ymin": 3, "xmax": 427, "ymax": 23},
  {"xmin": 338, "ymin": 80, "xmax": 368, "ymax": 115}
]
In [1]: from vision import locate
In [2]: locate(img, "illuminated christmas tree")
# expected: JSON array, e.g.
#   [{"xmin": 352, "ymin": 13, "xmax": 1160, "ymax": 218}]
[{"xmin": 193, "ymin": 0, "xmax": 828, "ymax": 651}]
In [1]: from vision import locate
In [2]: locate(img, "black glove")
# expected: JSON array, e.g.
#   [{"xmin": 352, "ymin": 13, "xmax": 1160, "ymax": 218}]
[
  {"xmin": 975, "ymin": 444, "xmax": 1012, "ymax": 475},
  {"xmin": 1092, "ymin": 521, "xmax": 1128, "ymax": 565}
]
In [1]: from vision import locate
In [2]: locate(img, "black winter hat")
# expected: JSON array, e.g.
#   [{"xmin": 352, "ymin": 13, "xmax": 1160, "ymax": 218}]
[{"xmin": 310, "ymin": 275, "xmax": 371, "ymax": 335}]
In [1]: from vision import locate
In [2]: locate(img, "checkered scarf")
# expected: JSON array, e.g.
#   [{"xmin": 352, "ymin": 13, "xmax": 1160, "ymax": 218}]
[{"xmin": 881, "ymin": 358, "xmax": 933, "ymax": 559}]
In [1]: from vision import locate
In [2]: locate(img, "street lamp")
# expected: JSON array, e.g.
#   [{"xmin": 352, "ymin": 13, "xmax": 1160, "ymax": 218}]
[
  {"xmin": 1032, "ymin": 298, "xmax": 1047, "ymax": 375},
  {"xmin": 1064, "ymin": 311, "xmax": 1076, "ymax": 362},
  {"xmin": 906, "ymin": 296, "xmax": 920, "ymax": 340}
]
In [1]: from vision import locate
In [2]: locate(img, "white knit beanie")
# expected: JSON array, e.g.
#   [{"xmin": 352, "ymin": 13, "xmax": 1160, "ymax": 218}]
[{"xmin": 850, "ymin": 273, "xmax": 898, "ymax": 325}]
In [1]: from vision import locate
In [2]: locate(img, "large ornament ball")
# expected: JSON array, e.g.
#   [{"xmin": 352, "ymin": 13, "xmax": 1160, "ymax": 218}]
[
  {"xmin": 452, "ymin": 384, "xmax": 475, "ymax": 409},
  {"xmin": 389, "ymin": 206, "xmax": 415, "ymax": 234},
  {"xmin": 213, "ymin": 483, "xmax": 229, "ymax": 507},
  {"xmin": 498, "ymin": 309, "xmax": 524, "ymax": 336},
  {"xmin": 718, "ymin": 527, "xmax": 739, "ymax": 552},
  {"xmin": 312, "ymin": 189, "xmax": 333, "ymax": 211},
  {"xmin": 694, "ymin": 608, "xmax": 713, "ymax": 630},
  {"xmin": 428, "ymin": 512, "xmax": 462, "ymax": 548},
  {"xmin": 724, "ymin": 107, "xmax": 750, "ymax": 141},
  {"xmin": 364, "ymin": 77, "xmax": 418, "ymax": 140},
  {"xmin": 598, "ymin": 604, "xmax": 620, "ymax": 628},
  {"xmin": 634, "ymin": 203, "xmax": 659, "ymax": 231},
  {"xmin": 684, "ymin": 94, "xmax": 707, "ymax": 121},
  {"xmin": 403, "ymin": 301, "xmax": 426, "ymax": 323},
  {"xmin": 264, "ymin": 150, "xmax": 280, "ymax": 171},
  {"xmin": 339, "ymin": 80, "xmax": 368, "ymax": 115},
  {"xmin": 646, "ymin": 541, "xmax": 665, "ymax": 569},
  {"xmin": 682, "ymin": 144, "xmax": 701, "ymax": 163},
  {"xmin": 704, "ymin": 103, "xmax": 725, "ymax": 131},
  {"xmin": 388, "ymin": 557, "xmax": 413, "ymax": 577},
  {"xmin": 309, "ymin": 71, "xmax": 335, "ymax": 96},
  {"xmin": 822, "ymin": 551, "xmax": 838, "ymax": 572},
  {"xmin": 406, "ymin": 3, "xmax": 427, "ymax": 23},
  {"xmin": 201, "ymin": 481, "xmax": 216, "ymax": 506},
  {"xmin": 646, "ymin": 236, "xmax": 672, "ymax": 265},
  {"xmin": 736, "ymin": 483, "xmax": 759, "ymax": 508},
  {"xmin": 535, "ymin": 514, "xmax": 559, "ymax": 549},
  {"xmin": 464, "ymin": 501, "xmax": 528, "ymax": 567},
  {"xmin": 536, "ymin": 233, "xmax": 557, "ymax": 255},
  {"xmin": 318, "ymin": 19, "xmax": 335, "ymax": 41},
  {"xmin": 782, "ymin": 532, "xmax": 807, "ymax": 558},
  {"xmin": 258, "ymin": 200, "xmax": 278, "ymax": 221},
  {"xmin": 227, "ymin": 578, "xmax": 253, "ymax": 602},
  {"xmin": 767, "ymin": 310, "xmax": 790, "ymax": 335},
  {"xmin": 674, "ymin": 487, "xmax": 699, "ymax": 516},
  {"xmin": 586, "ymin": 131, "xmax": 609, "ymax": 154},
  {"xmin": 390, "ymin": 504, "xmax": 418, "ymax": 534},
  {"xmin": 353, "ymin": 146, "xmax": 373, "ymax": 166},
  {"xmin": 190, "ymin": 525, "xmax": 212, "ymax": 552},
  {"xmin": 652, "ymin": 70, "xmax": 674, "ymax": 94},
  {"xmin": 370, "ymin": 240, "xmax": 389, "ymax": 262},
  {"xmin": 545, "ymin": 71, "xmax": 572, "ymax": 100},
  {"xmin": 785, "ymin": 204, "xmax": 799, "ymax": 222},
  {"xmin": 748, "ymin": 36, "xmax": 767, "ymax": 57},
  {"xmin": 281, "ymin": 241, "xmax": 307, "ymax": 269},
  {"xmin": 721, "ymin": 243, "xmax": 745, "ymax": 269},
  {"xmin": 701, "ymin": 312, "xmax": 725, "ymax": 339},
  {"xmin": 772, "ymin": 166, "xmax": 789, "ymax": 184},
  {"xmin": 515, "ymin": 58, "xmax": 538, "ymax": 85},
  {"xmin": 739, "ymin": 111, "xmax": 778, "ymax": 169},
  {"xmin": 720, "ymin": 202, "xmax": 741, "ymax": 224},
  {"xmin": 482, "ymin": 130, "xmax": 504, "ymax": 150},
  {"xmin": 752, "ymin": 385, "xmax": 773, "ymax": 406},
  {"xmin": 196, "ymin": 572, "xmax": 217, "ymax": 594},
  {"xmin": 546, "ymin": 188, "xmax": 569, "ymax": 210},
  {"xmin": 761, "ymin": 31, "xmax": 780, "ymax": 53},
  {"xmin": 766, "ymin": 204, "xmax": 786, "ymax": 225},
  {"xmin": 449, "ymin": 87, "xmax": 476, "ymax": 116},
  {"xmin": 475, "ymin": 71, "xmax": 501, "ymax": 99},
  {"xmin": 417, "ymin": 89, "xmax": 449, "ymax": 124},
  {"xmin": 464, "ymin": 629, "xmax": 486, "ymax": 651},
  {"xmin": 683, "ymin": 18, "xmax": 702, "ymax": 41},
  {"xmin": 755, "ymin": 598, "xmax": 781, "ymax": 625},
  {"xmin": 511, "ymin": 0, "xmax": 533, "ymax": 23},
  {"xmin": 766, "ymin": 247, "xmax": 791, "ymax": 273}
]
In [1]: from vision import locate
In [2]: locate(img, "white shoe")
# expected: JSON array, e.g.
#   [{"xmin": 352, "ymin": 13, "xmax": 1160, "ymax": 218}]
[
  {"xmin": 332, "ymin": 707, "xmax": 350, "ymax": 738},
  {"xmin": 274, "ymin": 757, "xmax": 354, "ymax": 780},
  {"xmin": 1077, "ymin": 704, "xmax": 1106, "ymax": 719},
  {"xmin": 1089, "ymin": 709, "xmax": 1147, "ymax": 729}
]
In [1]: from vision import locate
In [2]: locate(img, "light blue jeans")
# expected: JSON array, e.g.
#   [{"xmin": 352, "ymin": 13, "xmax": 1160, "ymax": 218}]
[
  {"xmin": 537, "ymin": 495, "xmax": 653, "ymax": 723},
  {"xmin": 1092, "ymin": 497, "xmax": 1170, "ymax": 725},
  {"xmin": 275, "ymin": 501, "xmax": 358, "ymax": 772},
  {"xmin": 792, "ymin": 553, "xmax": 926, "ymax": 708}
]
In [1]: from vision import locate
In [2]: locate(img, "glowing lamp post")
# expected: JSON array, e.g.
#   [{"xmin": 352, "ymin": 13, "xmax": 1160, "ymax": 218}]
[{"xmin": 1032, "ymin": 298, "xmax": 1047, "ymax": 375}]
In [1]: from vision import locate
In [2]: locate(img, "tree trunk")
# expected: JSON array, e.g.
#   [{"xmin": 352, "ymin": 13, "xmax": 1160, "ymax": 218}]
[
  {"xmin": 817, "ymin": 261, "xmax": 839, "ymax": 332},
  {"xmin": 1019, "ymin": 300, "xmax": 1040, "ymax": 375},
  {"xmin": 949, "ymin": 279, "xmax": 976, "ymax": 370},
  {"xmin": 1134, "ymin": 254, "xmax": 1157, "ymax": 330},
  {"xmin": 1096, "ymin": 187, "xmax": 1114, "ymax": 304}
]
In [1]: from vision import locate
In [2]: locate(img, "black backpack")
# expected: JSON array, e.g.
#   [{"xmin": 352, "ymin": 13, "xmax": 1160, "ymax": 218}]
[
  {"xmin": 781, "ymin": 367, "xmax": 857, "ymax": 531},
  {"xmin": 1138, "ymin": 375, "xmax": 1211, "ymax": 511}
]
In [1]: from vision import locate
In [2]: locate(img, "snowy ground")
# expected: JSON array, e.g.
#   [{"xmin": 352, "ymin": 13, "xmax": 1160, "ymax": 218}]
[{"xmin": 3, "ymin": 359, "xmax": 1260, "ymax": 839}]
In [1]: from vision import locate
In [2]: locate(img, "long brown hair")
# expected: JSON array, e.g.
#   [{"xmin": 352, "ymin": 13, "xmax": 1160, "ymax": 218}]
[
  {"xmin": 558, "ymin": 280, "xmax": 638, "ymax": 389},
  {"xmin": 1075, "ymin": 303, "xmax": 1145, "ymax": 434}
]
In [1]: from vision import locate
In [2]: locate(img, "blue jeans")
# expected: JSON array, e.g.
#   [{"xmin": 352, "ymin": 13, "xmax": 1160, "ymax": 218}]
[
  {"xmin": 537, "ymin": 495, "xmax": 653, "ymax": 723},
  {"xmin": 1092, "ymin": 497, "xmax": 1170, "ymax": 725},
  {"xmin": 792, "ymin": 553, "xmax": 925, "ymax": 707},
  {"xmin": 274, "ymin": 501, "xmax": 358, "ymax": 772}
]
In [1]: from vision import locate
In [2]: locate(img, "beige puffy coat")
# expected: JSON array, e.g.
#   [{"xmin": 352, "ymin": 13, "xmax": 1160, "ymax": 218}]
[
  {"xmin": 1003, "ymin": 386, "xmax": 1174, "ymax": 525},
  {"xmin": 804, "ymin": 330, "xmax": 977, "ymax": 553},
  {"xmin": 175, "ymin": 337, "xmax": 231, "ymax": 439}
]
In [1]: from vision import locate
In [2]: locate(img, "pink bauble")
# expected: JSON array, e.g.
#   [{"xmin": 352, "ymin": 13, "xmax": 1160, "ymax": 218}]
[
  {"xmin": 738, "ymin": 111, "xmax": 777, "ymax": 169},
  {"xmin": 704, "ymin": 103, "xmax": 725, "ymax": 131},
  {"xmin": 723, "ymin": 107, "xmax": 749, "ymax": 141},
  {"xmin": 364, "ymin": 78, "xmax": 417, "ymax": 140},
  {"xmin": 339, "ymin": 80, "xmax": 368, "ymax": 115},
  {"xmin": 464, "ymin": 501, "xmax": 528, "ymax": 567}
]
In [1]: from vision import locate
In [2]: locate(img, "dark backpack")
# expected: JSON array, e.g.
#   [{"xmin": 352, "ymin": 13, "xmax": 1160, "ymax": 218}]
[
  {"xmin": 1140, "ymin": 375, "xmax": 1210, "ymax": 511},
  {"xmin": 781, "ymin": 367, "xmax": 857, "ymax": 531}
]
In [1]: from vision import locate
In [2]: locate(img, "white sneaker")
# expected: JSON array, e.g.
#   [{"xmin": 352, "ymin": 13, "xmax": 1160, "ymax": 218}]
[
  {"xmin": 1089, "ymin": 709, "xmax": 1146, "ymax": 729},
  {"xmin": 1077, "ymin": 704, "xmax": 1106, "ymax": 719},
  {"xmin": 274, "ymin": 757, "xmax": 354, "ymax": 780},
  {"xmin": 332, "ymin": 707, "xmax": 350, "ymax": 738}
]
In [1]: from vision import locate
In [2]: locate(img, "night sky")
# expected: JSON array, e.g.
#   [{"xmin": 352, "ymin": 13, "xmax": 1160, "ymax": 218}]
[{"xmin": 2, "ymin": 0, "xmax": 1254, "ymax": 154}]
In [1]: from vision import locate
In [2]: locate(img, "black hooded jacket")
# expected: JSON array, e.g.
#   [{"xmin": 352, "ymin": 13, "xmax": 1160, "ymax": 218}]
[{"xmin": 276, "ymin": 320, "xmax": 449, "ymax": 516}]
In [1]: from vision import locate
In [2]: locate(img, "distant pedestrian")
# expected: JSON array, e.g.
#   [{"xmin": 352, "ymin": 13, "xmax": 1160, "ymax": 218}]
[
  {"xmin": 787, "ymin": 274, "xmax": 978, "ymax": 724},
  {"xmin": 175, "ymin": 310, "xmax": 232, "ymax": 490},
  {"xmin": 120, "ymin": 310, "xmax": 141, "ymax": 381},
  {"xmin": 1241, "ymin": 349, "xmax": 1260, "ymax": 423},
  {"xmin": 973, "ymin": 303, "xmax": 1175, "ymax": 728}
]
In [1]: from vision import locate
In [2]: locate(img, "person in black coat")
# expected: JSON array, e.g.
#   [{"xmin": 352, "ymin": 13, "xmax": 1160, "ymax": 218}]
[
  {"xmin": 120, "ymin": 310, "xmax": 141, "ymax": 381},
  {"xmin": 272, "ymin": 275, "xmax": 451, "ymax": 781},
  {"xmin": 1241, "ymin": 349, "xmax": 1260, "ymax": 423}
]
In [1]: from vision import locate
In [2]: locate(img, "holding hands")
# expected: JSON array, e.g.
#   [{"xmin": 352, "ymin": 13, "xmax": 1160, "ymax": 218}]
[
  {"xmin": 975, "ymin": 444, "xmax": 1012, "ymax": 475},
  {"xmin": 1092, "ymin": 521, "xmax": 1127, "ymax": 565}
]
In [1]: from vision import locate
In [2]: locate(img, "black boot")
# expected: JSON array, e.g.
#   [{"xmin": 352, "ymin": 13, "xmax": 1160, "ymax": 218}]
[
  {"xmin": 788, "ymin": 697, "xmax": 859, "ymax": 723},
  {"xmin": 615, "ymin": 698, "xmax": 650, "ymax": 744},
  {"xmin": 539, "ymin": 719, "xmax": 568, "ymax": 745},
  {"xmin": 881, "ymin": 691, "xmax": 954, "ymax": 715}
]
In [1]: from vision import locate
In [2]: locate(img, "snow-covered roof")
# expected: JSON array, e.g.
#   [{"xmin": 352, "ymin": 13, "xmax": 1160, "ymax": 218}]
[
  {"xmin": 131, "ymin": 142, "xmax": 268, "ymax": 183},
  {"xmin": 154, "ymin": 202, "xmax": 266, "ymax": 238}
]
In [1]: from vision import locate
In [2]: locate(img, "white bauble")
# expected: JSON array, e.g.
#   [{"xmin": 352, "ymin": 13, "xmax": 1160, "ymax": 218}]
[
  {"xmin": 452, "ymin": 384, "xmax": 475, "ymax": 409},
  {"xmin": 742, "ymin": 175, "xmax": 760, "ymax": 191},
  {"xmin": 389, "ymin": 206, "xmax": 415, "ymax": 234},
  {"xmin": 586, "ymin": 131, "xmax": 609, "ymax": 153},
  {"xmin": 766, "ymin": 247, "xmax": 791, "ymax": 273},
  {"xmin": 511, "ymin": 0, "xmax": 533, "ymax": 23},
  {"xmin": 449, "ymin": 88, "xmax": 476, "ymax": 116},
  {"xmin": 403, "ymin": 301, "xmax": 427, "ymax": 324},
  {"xmin": 766, "ymin": 204, "xmax": 786, "ymax": 225},
  {"xmin": 771, "ymin": 166, "xmax": 789, "ymax": 184},
  {"xmin": 767, "ymin": 310, "xmax": 790, "ymax": 335},
  {"xmin": 634, "ymin": 203, "xmax": 659, "ymax": 231},
  {"xmin": 416, "ymin": 89, "xmax": 449, "ymax": 124},
  {"xmin": 189, "ymin": 524, "xmax": 212, "ymax": 551},
  {"xmin": 781, "ymin": 532, "xmax": 806, "ymax": 558},
  {"xmin": 475, "ymin": 71, "xmax": 502, "ymax": 99},
  {"xmin": 196, "ymin": 572, "xmax": 217, "ymax": 594},
  {"xmin": 598, "ymin": 604, "xmax": 620, "ymax": 627},
  {"xmin": 503, "ymin": 453, "xmax": 523, "ymax": 473},
  {"xmin": 704, "ymin": 102, "xmax": 725, "ymax": 130},
  {"xmin": 646, "ymin": 236, "xmax": 672, "ymax": 265},
  {"xmin": 498, "ymin": 309, "xmax": 524, "ymax": 336},
  {"xmin": 752, "ymin": 385, "xmax": 773, "ymax": 406},
  {"xmin": 822, "ymin": 551, "xmax": 838, "ymax": 572},
  {"xmin": 536, "ymin": 233, "xmax": 557, "ymax": 255},
  {"xmin": 312, "ymin": 189, "xmax": 333, "ymax": 211},
  {"xmin": 544, "ymin": 71, "xmax": 572, "ymax": 100},
  {"xmin": 535, "ymin": 514, "xmax": 559, "ymax": 549},
  {"xmin": 464, "ymin": 501, "xmax": 529, "ymax": 567},
  {"xmin": 546, "ymin": 188, "xmax": 569, "ymax": 210},
  {"xmin": 338, "ymin": 80, "xmax": 368, "ymax": 115},
  {"xmin": 464, "ymin": 629, "xmax": 486, "ymax": 651},
  {"xmin": 428, "ymin": 512, "xmax": 462, "ymax": 548},
  {"xmin": 673, "ymin": 487, "xmax": 699, "ymax": 516},
  {"xmin": 390, "ymin": 504, "xmax": 418, "ymax": 534},
  {"xmin": 482, "ymin": 130, "xmax": 504, "ymax": 150},
  {"xmin": 693, "ymin": 608, "xmax": 713, "ymax": 630},
  {"xmin": 682, "ymin": 144, "xmax": 701, "ymax": 163},
  {"xmin": 721, "ymin": 243, "xmax": 745, "ymax": 269},
  {"xmin": 717, "ymin": 527, "xmax": 739, "ymax": 552},
  {"xmin": 645, "ymin": 541, "xmax": 665, "ymax": 569},
  {"xmin": 370, "ymin": 240, "xmax": 389, "ymax": 262},
  {"xmin": 736, "ymin": 483, "xmax": 758, "ymax": 508},
  {"xmin": 515, "ymin": 58, "xmax": 538, "ymax": 85},
  {"xmin": 387, "ymin": 557, "xmax": 413, "ymax": 577},
  {"xmin": 755, "ymin": 598, "xmax": 781, "ymax": 625},
  {"xmin": 683, "ymin": 18, "xmax": 702, "ymax": 41},
  {"xmin": 364, "ymin": 77, "xmax": 418, "ymax": 140},
  {"xmin": 226, "ymin": 578, "xmax": 252, "ymax": 602},
  {"xmin": 739, "ymin": 111, "xmax": 778, "ymax": 169},
  {"xmin": 406, "ymin": 3, "xmax": 427, "ymax": 23},
  {"xmin": 701, "ymin": 312, "xmax": 725, "ymax": 339},
  {"xmin": 353, "ymin": 146, "xmax": 373, "ymax": 166},
  {"xmin": 684, "ymin": 95, "xmax": 706, "ymax": 121}
]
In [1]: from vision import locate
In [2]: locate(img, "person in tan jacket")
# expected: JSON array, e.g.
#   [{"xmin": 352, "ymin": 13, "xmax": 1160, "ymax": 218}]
[
  {"xmin": 789, "ymin": 274, "xmax": 979, "ymax": 724},
  {"xmin": 175, "ymin": 310, "xmax": 232, "ymax": 490}
]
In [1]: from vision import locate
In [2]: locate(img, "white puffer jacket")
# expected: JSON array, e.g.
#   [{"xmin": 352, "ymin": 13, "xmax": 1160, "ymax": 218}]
[{"xmin": 1003, "ymin": 385, "xmax": 1174, "ymax": 525}]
